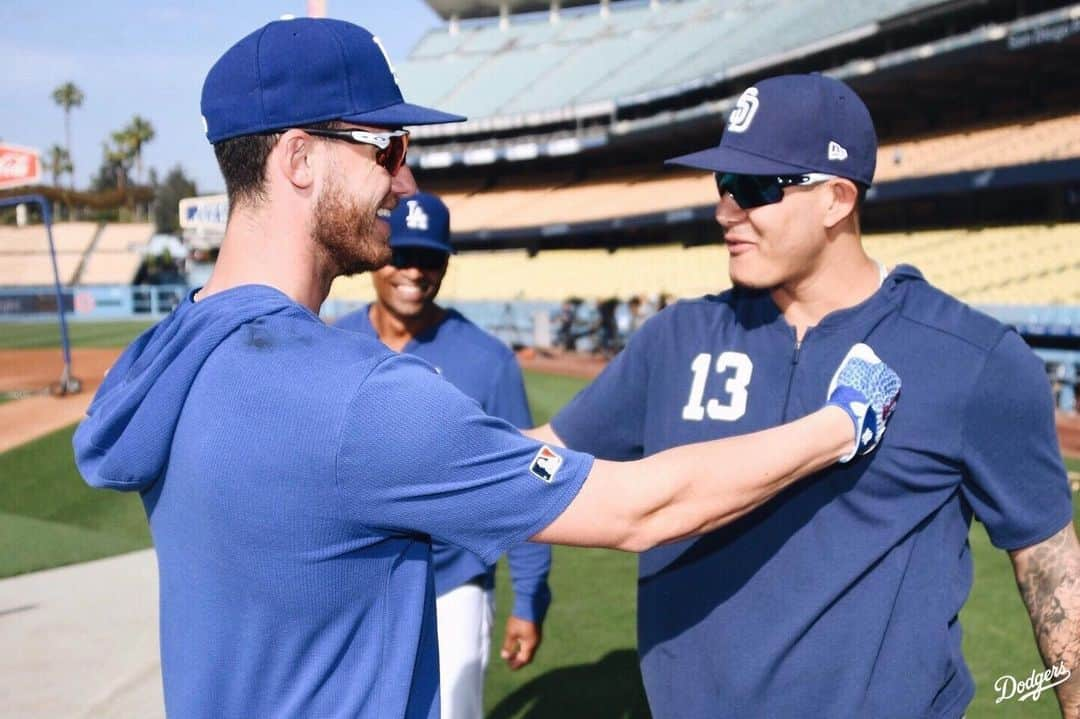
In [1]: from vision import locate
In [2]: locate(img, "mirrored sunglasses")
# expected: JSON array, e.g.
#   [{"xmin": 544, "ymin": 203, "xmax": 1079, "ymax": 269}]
[
  {"xmin": 302, "ymin": 127, "xmax": 410, "ymax": 175},
  {"xmin": 715, "ymin": 172, "xmax": 836, "ymax": 210}
]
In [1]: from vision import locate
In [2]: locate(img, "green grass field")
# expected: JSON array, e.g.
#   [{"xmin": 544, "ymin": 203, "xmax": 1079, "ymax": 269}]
[
  {"xmin": 1, "ymin": 321, "xmax": 1077, "ymax": 717},
  {"xmin": 0, "ymin": 320, "xmax": 154, "ymax": 350}
]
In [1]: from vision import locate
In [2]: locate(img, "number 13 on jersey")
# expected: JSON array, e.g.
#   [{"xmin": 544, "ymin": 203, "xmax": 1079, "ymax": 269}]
[{"xmin": 682, "ymin": 352, "xmax": 754, "ymax": 421}]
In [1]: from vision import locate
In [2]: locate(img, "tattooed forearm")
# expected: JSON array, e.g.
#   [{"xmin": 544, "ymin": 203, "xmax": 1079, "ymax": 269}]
[{"xmin": 1011, "ymin": 523, "xmax": 1080, "ymax": 718}]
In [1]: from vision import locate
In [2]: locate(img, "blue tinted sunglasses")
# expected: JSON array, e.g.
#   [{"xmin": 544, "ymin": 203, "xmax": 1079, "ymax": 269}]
[{"xmin": 715, "ymin": 172, "xmax": 836, "ymax": 209}]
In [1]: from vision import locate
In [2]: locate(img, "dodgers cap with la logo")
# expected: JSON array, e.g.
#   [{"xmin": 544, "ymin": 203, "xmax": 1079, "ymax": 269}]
[
  {"xmin": 389, "ymin": 192, "xmax": 454, "ymax": 254},
  {"xmin": 666, "ymin": 73, "xmax": 877, "ymax": 186},
  {"xmin": 201, "ymin": 18, "xmax": 465, "ymax": 143}
]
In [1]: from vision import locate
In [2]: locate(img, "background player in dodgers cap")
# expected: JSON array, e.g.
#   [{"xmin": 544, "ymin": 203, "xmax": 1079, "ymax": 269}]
[
  {"xmin": 534, "ymin": 73, "xmax": 1080, "ymax": 718},
  {"xmin": 337, "ymin": 191, "xmax": 554, "ymax": 719},
  {"xmin": 73, "ymin": 22, "xmax": 902, "ymax": 718}
]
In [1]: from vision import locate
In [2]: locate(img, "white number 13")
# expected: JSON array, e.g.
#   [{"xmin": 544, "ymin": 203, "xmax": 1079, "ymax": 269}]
[{"xmin": 681, "ymin": 352, "xmax": 753, "ymax": 421}]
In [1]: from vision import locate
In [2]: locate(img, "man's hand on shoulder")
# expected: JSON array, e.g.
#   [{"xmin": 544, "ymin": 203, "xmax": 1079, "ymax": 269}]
[{"xmin": 826, "ymin": 343, "xmax": 901, "ymax": 462}]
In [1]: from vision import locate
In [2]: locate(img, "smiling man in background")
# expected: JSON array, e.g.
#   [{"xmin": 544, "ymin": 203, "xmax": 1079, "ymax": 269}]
[{"xmin": 337, "ymin": 191, "xmax": 551, "ymax": 719}]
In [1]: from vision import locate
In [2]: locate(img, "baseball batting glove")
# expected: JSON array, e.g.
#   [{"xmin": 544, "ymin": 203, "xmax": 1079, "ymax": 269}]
[{"xmin": 826, "ymin": 343, "xmax": 901, "ymax": 463}]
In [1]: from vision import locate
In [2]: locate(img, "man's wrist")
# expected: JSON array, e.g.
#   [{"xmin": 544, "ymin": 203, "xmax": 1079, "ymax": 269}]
[{"xmin": 819, "ymin": 405, "xmax": 857, "ymax": 463}]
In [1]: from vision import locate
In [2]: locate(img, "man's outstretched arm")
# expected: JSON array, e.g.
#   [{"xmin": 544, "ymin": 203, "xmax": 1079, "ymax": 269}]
[
  {"xmin": 531, "ymin": 342, "xmax": 899, "ymax": 552},
  {"xmin": 1011, "ymin": 523, "xmax": 1080, "ymax": 718},
  {"xmin": 532, "ymin": 403, "xmax": 852, "ymax": 551}
]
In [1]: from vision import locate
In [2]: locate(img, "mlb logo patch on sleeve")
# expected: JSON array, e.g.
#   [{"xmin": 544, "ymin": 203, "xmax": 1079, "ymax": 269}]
[{"xmin": 529, "ymin": 445, "xmax": 564, "ymax": 483}]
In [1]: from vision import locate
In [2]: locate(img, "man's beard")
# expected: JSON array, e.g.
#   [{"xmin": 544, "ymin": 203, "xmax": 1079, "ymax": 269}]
[{"xmin": 311, "ymin": 177, "xmax": 391, "ymax": 277}]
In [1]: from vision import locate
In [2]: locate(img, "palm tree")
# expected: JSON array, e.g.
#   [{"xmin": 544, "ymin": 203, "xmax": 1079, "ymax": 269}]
[
  {"xmin": 51, "ymin": 82, "xmax": 84, "ymax": 189},
  {"xmin": 121, "ymin": 115, "xmax": 155, "ymax": 185},
  {"xmin": 104, "ymin": 138, "xmax": 132, "ymax": 191},
  {"xmin": 45, "ymin": 144, "xmax": 73, "ymax": 187}
]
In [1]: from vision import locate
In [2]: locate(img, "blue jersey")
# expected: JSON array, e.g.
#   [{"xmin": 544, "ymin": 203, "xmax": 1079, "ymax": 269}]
[
  {"xmin": 336, "ymin": 305, "xmax": 552, "ymax": 622},
  {"xmin": 552, "ymin": 265, "xmax": 1071, "ymax": 719},
  {"xmin": 73, "ymin": 286, "xmax": 591, "ymax": 719}
]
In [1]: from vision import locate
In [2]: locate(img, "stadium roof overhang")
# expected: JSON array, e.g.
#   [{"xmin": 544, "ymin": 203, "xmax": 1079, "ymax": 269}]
[
  {"xmin": 425, "ymin": 0, "xmax": 598, "ymax": 20},
  {"xmin": 409, "ymin": 3, "xmax": 1080, "ymax": 170}
]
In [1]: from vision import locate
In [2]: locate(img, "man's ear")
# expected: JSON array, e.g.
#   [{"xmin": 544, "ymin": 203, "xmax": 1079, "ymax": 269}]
[
  {"xmin": 823, "ymin": 178, "xmax": 859, "ymax": 230},
  {"xmin": 275, "ymin": 129, "xmax": 316, "ymax": 190}
]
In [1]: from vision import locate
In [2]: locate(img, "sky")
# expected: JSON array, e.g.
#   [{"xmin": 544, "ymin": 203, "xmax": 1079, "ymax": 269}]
[{"xmin": 5, "ymin": 0, "xmax": 445, "ymax": 194}]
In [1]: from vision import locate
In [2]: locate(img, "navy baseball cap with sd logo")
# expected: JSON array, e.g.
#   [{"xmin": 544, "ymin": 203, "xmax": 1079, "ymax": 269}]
[
  {"xmin": 667, "ymin": 73, "xmax": 877, "ymax": 187},
  {"xmin": 201, "ymin": 18, "xmax": 465, "ymax": 144}
]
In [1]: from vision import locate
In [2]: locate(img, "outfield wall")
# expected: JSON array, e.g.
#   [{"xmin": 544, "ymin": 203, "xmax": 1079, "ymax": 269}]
[
  {"xmin": 2, "ymin": 283, "xmax": 1077, "ymax": 410},
  {"xmin": 0, "ymin": 285, "xmax": 186, "ymax": 321}
]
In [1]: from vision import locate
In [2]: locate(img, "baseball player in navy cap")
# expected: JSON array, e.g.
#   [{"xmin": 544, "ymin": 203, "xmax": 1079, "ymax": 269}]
[
  {"xmin": 534, "ymin": 73, "xmax": 1079, "ymax": 718},
  {"xmin": 73, "ymin": 26, "xmax": 904, "ymax": 718},
  {"xmin": 337, "ymin": 192, "xmax": 552, "ymax": 718}
]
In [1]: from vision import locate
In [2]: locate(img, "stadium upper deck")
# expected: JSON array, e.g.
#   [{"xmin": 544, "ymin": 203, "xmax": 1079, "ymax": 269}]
[
  {"xmin": 400, "ymin": 0, "xmax": 1080, "ymax": 172},
  {"xmin": 402, "ymin": 0, "xmax": 941, "ymax": 122}
]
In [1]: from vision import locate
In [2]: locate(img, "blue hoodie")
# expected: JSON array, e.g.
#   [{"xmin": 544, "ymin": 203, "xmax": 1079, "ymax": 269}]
[
  {"xmin": 336, "ymin": 306, "xmax": 553, "ymax": 623},
  {"xmin": 73, "ymin": 284, "xmax": 592, "ymax": 718}
]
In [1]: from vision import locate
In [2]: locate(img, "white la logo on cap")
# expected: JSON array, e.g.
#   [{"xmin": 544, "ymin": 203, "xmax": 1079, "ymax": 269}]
[
  {"xmin": 727, "ymin": 87, "xmax": 760, "ymax": 134},
  {"xmin": 405, "ymin": 200, "xmax": 429, "ymax": 231},
  {"xmin": 828, "ymin": 141, "xmax": 849, "ymax": 161},
  {"xmin": 372, "ymin": 36, "xmax": 401, "ymax": 87}
]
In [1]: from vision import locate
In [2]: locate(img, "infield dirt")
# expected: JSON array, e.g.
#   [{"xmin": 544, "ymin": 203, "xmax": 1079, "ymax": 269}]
[{"xmin": 0, "ymin": 348, "xmax": 120, "ymax": 453}]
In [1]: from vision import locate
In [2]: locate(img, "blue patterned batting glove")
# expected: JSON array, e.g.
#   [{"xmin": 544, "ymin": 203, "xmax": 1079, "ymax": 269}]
[{"xmin": 826, "ymin": 343, "xmax": 901, "ymax": 463}]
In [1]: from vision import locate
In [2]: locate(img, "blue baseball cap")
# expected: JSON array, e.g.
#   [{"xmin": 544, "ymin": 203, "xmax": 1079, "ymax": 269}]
[
  {"xmin": 201, "ymin": 18, "xmax": 465, "ymax": 143},
  {"xmin": 389, "ymin": 192, "xmax": 454, "ymax": 254},
  {"xmin": 667, "ymin": 73, "xmax": 877, "ymax": 186}
]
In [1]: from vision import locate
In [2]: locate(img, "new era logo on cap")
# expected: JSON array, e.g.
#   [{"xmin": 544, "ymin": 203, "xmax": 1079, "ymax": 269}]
[
  {"xmin": 530, "ymin": 445, "xmax": 564, "ymax": 483},
  {"xmin": 828, "ymin": 141, "xmax": 849, "ymax": 161}
]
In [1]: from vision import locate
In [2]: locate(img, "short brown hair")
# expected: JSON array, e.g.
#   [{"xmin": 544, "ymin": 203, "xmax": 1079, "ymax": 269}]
[{"xmin": 212, "ymin": 121, "xmax": 342, "ymax": 214}]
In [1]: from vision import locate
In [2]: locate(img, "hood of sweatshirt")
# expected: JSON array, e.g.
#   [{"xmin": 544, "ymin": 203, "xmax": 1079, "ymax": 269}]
[{"xmin": 73, "ymin": 285, "xmax": 305, "ymax": 492}]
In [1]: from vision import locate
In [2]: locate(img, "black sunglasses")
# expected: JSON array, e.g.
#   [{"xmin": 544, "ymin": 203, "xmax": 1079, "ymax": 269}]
[
  {"xmin": 715, "ymin": 172, "xmax": 836, "ymax": 210},
  {"xmin": 301, "ymin": 127, "xmax": 410, "ymax": 175},
  {"xmin": 390, "ymin": 247, "xmax": 448, "ymax": 271}
]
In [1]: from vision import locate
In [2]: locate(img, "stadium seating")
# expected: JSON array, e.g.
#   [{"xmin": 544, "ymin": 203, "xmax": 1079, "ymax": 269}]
[
  {"xmin": 0, "ymin": 252, "xmax": 83, "ymax": 287},
  {"xmin": 79, "ymin": 223, "xmax": 153, "ymax": 285},
  {"xmin": 79, "ymin": 252, "xmax": 145, "ymax": 286},
  {"xmin": 865, "ymin": 224, "xmax": 1080, "ymax": 305},
  {"xmin": 438, "ymin": 45, "xmax": 570, "ymax": 118},
  {"xmin": 399, "ymin": 0, "xmax": 949, "ymax": 119},
  {"xmin": 438, "ymin": 169, "xmax": 712, "ymax": 232},
  {"xmin": 0, "ymin": 222, "xmax": 97, "ymax": 255},
  {"xmin": 424, "ymin": 112, "xmax": 1080, "ymax": 234},
  {"xmin": 394, "ymin": 56, "xmax": 486, "ymax": 112},
  {"xmin": 875, "ymin": 114, "xmax": 1080, "ymax": 181},
  {"xmin": 92, "ymin": 223, "xmax": 153, "ymax": 253},
  {"xmin": 0, "ymin": 222, "xmax": 152, "ymax": 287},
  {"xmin": 328, "ymin": 223, "xmax": 1080, "ymax": 306},
  {"xmin": 0, "ymin": 223, "xmax": 98, "ymax": 286},
  {"xmin": 502, "ymin": 30, "xmax": 661, "ymax": 115},
  {"xmin": 330, "ymin": 243, "xmax": 734, "ymax": 303}
]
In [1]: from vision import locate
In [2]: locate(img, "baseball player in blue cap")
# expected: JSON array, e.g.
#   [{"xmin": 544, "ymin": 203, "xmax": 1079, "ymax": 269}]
[
  {"xmin": 72, "ymin": 23, "xmax": 903, "ymax": 718},
  {"xmin": 336, "ymin": 191, "xmax": 551, "ymax": 718},
  {"xmin": 532, "ymin": 73, "xmax": 1079, "ymax": 718}
]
